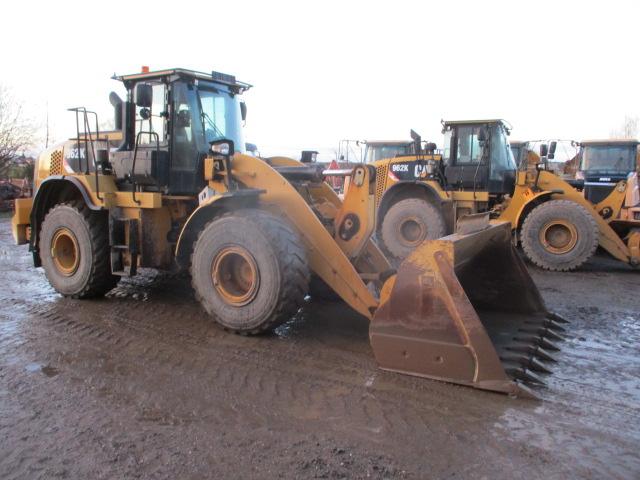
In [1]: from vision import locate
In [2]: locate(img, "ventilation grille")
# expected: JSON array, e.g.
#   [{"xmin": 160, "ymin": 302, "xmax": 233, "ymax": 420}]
[
  {"xmin": 50, "ymin": 150, "xmax": 63, "ymax": 175},
  {"xmin": 375, "ymin": 163, "xmax": 388, "ymax": 207}
]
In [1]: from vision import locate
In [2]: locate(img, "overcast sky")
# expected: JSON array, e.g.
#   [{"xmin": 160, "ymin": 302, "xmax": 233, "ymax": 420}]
[{"xmin": 2, "ymin": 0, "xmax": 639, "ymax": 161}]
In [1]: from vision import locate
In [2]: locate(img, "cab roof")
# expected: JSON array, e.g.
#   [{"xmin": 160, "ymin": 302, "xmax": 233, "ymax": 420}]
[
  {"xmin": 442, "ymin": 119, "xmax": 512, "ymax": 133},
  {"xmin": 443, "ymin": 119, "xmax": 507, "ymax": 126},
  {"xmin": 112, "ymin": 68, "xmax": 252, "ymax": 92},
  {"xmin": 579, "ymin": 138, "xmax": 639, "ymax": 147},
  {"xmin": 365, "ymin": 140, "xmax": 412, "ymax": 146}
]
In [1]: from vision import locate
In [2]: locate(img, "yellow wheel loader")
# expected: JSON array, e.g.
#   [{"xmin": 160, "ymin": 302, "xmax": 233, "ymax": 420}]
[
  {"xmin": 12, "ymin": 69, "xmax": 568, "ymax": 397},
  {"xmin": 347, "ymin": 120, "xmax": 640, "ymax": 271}
]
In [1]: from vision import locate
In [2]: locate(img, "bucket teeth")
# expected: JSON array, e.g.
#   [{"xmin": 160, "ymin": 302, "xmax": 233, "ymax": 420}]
[
  {"xmin": 529, "ymin": 358, "xmax": 552, "ymax": 374},
  {"xmin": 533, "ymin": 347, "xmax": 557, "ymax": 363},
  {"xmin": 514, "ymin": 334, "xmax": 561, "ymax": 352},
  {"xmin": 523, "ymin": 318, "xmax": 566, "ymax": 333},
  {"xmin": 501, "ymin": 353, "xmax": 553, "ymax": 375},
  {"xmin": 506, "ymin": 344, "xmax": 557, "ymax": 363},
  {"xmin": 544, "ymin": 320, "xmax": 567, "ymax": 333},
  {"xmin": 539, "ymin": 337, "xmax": 561, "ymax": 351},
  {"xmin": 518, "ymin": 326, "xmax": 565, "ymax": 342},
  {"xmin": 547, "ymin": 312, "xmax": 570, "ymax": 324},
  {"xmin": 507, "ymin": 368, "xmax": 547, "ymax": 386},
  {"xmin": 543, "ymin": 329, "xmax": 565, "ymax": 342}
]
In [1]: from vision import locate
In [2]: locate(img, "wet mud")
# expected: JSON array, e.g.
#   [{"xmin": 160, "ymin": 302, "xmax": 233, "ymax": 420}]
[{"xmin": 0, "ymin": 214, "xmax": 638, "ymax": 479}]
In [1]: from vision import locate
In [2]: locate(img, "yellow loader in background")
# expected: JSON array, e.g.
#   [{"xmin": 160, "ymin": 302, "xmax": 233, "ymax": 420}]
[
  {"xmin": 13, "ymin": 69, "xmax": 567, "ymax": 397},
  {"xmin": 343, "ymin": 120, "xmax": 639, "ymax": 271}
]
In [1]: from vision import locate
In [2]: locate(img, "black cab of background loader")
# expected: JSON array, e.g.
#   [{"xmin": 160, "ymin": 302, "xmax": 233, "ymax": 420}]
[
  {"xmin": 440, "ymin": 119, "xmax": 517, "ymax": 195},
  {"xmin": 108, "ymin": 68, "xmax": 250, "ymax": 196}
]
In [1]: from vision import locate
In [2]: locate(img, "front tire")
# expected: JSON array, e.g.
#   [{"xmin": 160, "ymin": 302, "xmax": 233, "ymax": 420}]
[
  {"xmin": 40, "ymin": 202, "xmax": 118, "ymax": 298},
  {"xmin": 379, "ymin": 198, "xmax": 446, "ymax": 262},
  {"xmin": 191, "ymin": 209, "xmax": 309, "ymax": 334},
  {"xmin": 520, "ymin": 199, "xmax": 599, "ymax": 272}
]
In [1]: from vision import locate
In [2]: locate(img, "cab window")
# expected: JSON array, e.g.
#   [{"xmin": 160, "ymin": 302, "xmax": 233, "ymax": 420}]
[
  {"xmin": 135, "ymin": 82, "xmax": 166, "ymax": 145},
  {"xmin": 455, "ymin": 126, "xmax": 482, "ymax": 164}
]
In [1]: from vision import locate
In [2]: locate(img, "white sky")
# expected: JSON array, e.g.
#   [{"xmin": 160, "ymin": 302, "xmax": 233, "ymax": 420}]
[{"xmin": 2, "ymin": 0, "xmax": 639, "ymax": 161}]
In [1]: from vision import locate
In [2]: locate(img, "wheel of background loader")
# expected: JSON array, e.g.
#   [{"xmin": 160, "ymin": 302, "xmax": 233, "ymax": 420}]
[
  {"xmin": 521, "ymin": 199, "xmax": 599, "ymax": 272},
  {"xmin": 40, "ymin": 202, "xmax": 119, "ymax": 298},
  {"xmin": 191, "ymin": 209, "xmax": 309, "ymax": 334},
  {"xmin": 379, "ymin": 197, "xmax": 446, "ymax": 262}
]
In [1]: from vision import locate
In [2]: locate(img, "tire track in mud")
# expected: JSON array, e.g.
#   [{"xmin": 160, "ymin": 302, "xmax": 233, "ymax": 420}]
[
  {"xmin": 8, "ymin": 274, "xmax": 640, "ymax": 478},
  {"xmin": 19, "ymin": 295, "xmax": 506, "ymax": 445},
  {"xmin": 18, "ymin": 290, "xmax": 640, "ymax": 434}
]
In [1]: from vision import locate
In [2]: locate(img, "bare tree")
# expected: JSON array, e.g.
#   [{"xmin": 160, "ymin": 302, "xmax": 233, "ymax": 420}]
[
  {"xmin": 610, "ymin": 115, "xmax": 639, "ymax": 139},
  {"xmin": 0, "ymin": 85, "xmax": 36, "ymax": 176}
]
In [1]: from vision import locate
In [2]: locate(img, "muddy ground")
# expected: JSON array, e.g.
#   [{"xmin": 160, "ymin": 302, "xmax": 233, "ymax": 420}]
[{"xmin": 0, "ymin": 214, "xmax": 638, "ymax": 480}]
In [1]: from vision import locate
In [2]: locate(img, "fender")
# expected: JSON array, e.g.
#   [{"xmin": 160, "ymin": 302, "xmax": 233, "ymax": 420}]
[
  {"xmin": 499, "ymin": 187, "xmax": 555, "ymax": 231},
  {"xmin": 29, "ymin": 176, "xmax": 102, "ymax": 266},
  {"xmin": 174, "ymin": 189, "xmax": 262, "ymax": 269}
]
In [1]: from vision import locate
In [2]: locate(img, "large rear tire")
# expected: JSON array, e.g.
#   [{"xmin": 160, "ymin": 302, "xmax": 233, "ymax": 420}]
[
  {"xmin": 379, "ymin": 198, "xmax": 446, "ymax": 261},
  {"xmin": 520, "ymin": 199, "xmax": 599, "ymax": 272},
  {"xmin": 191, "ymin": 209, "xmax": 309, "ymax": 334},
  {"xmin": 40, "ymin": 202, "xmax": 119, "ymax": 298}
]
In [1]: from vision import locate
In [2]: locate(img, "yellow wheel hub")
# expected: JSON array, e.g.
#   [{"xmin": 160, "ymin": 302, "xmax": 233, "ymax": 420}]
[
  {"xmin": 539, "ymin": 220, "xmax": 578, "ymax": 254},
  {"xmin": 211, "ymin": 246, "xmax": 260, "ymax": 306},
  {"xmin": 51, "ymin": 227, "xmax": 80, "ymax": 276}
]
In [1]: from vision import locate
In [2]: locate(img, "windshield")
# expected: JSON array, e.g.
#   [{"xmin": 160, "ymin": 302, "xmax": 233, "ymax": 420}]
[
  {"xmin": 490, "ymin": 125, "xmax": 516, "ymax": 178},
  {"xmin": 197, "ymin": 86, "xmax": 245, "ymax": 154},
  {"xmin": 581, "ymin": 145, "xmax": 636, "ymax": 175},
  {"xmin": 365, "ymin": 144, "xmax": 412, "ymax": 163},
  {"xmin": 510, "ymin": 145, "xmax": 523, "ymax": 167}
]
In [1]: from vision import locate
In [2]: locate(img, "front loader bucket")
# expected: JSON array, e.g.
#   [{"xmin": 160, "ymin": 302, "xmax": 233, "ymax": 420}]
[{"xmin": 370, "ymin": 222, "xmax": 566, "ymax": 397}]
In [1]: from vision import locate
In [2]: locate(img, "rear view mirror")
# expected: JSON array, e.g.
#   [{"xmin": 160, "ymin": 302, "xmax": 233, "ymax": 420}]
[
  {"xmin": 539, "ymin": 144, "xmax": 548, "ymax": 158},
  {"xmin": 134, "ymin": 83, "xmax": 153, "ymax": 108},
  {"xmin": 240, "ymin": 101, "xmax": 247, "ymax": 121},
  {"xmin": 478, "ymin": 127, "xmax": 488, "ymax": 142},
  {"xmin": 210, "ymin": 139, "xmax": 235, "ymax": 156},
  {"xmin": 548, "ymin": 141, "xmax": 557, "ymax": 160}
]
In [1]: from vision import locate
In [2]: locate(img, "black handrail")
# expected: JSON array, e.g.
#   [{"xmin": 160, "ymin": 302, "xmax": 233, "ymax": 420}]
[{"xmin": 68, "ymin": 107, "xmax": 105, "ymax": 201}]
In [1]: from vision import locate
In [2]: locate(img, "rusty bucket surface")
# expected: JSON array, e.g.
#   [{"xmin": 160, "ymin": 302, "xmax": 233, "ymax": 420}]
[{"xmin": 370, "ymin": 222, "xmax": 566, "ymax": 397}]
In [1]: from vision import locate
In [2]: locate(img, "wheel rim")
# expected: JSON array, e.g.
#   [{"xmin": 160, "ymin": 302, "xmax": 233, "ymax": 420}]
[
  {"xmin": 398, "ymin": 217, "xmax": 426, "ymax": 246},
  {"xmin": 51, "ymin": 227, "xmax": 80, "ymax": 276},
  {"xmin": 539, "ymin": 220, "xmax": 578, "ymax": 254},
  {"xmin": 211, "ymin": 246, "xmax": 260, "ymax": 306}
]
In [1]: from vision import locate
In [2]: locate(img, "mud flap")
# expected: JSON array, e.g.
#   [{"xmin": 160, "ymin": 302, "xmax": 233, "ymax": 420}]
[{"xmin": 370, "ymin": 222, "xmax": 566, "ymax": 397}]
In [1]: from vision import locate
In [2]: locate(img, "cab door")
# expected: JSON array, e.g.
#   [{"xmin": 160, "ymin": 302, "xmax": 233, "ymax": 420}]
[
  {"xmin": 444, "ymin": 125, "xmax": 489, "ymax": 191},
  {"xmin": 169, "ymin": 81, "xmax": 205, "ymax": 195}
]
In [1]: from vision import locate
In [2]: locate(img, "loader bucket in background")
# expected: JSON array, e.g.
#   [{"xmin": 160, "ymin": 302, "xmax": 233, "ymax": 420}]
[{"xmin": 370, "ymin": 222, "xmax": 567, "ymax": 397}]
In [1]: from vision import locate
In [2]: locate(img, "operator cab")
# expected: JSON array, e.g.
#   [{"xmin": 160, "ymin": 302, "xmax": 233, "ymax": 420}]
[
  {"xmin": 108, "ymin": 68, "xmax": 250, "ymax": 196},
  {"xmin": 441, "ymin": 120, "xmax": 517, "ymax": 194},
  {"xmin": 577, "ymin": 139, "xmax": 639, "ymax": 203}
]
